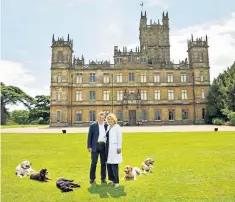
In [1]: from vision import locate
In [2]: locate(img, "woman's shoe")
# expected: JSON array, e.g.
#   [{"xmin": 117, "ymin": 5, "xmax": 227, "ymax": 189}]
[
  {"xmin": 108, "ymin": 181, "xmax": 115, "ymax": 186},
  {"xmin": 114, "ymin": 183, "xmax": 120, "ymax": 188}
]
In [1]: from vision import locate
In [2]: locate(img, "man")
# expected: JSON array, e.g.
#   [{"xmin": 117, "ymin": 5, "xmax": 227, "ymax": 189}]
[{"xmin": 87, "ymin": 111, "xmax": 108, "ymax": 184}]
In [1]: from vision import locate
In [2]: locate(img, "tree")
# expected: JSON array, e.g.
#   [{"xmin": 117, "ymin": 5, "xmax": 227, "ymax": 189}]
[
  {"xmin": 29, "ymin": 95, "xmax": 50, "ymax": 124},
  {"xmin": 11, "ymin": 110, "xmax": 30, "ymax": 125},
  {"xmin": 1, "ymin": 83, "xmax": 34, "ymax": 125},
  {"xmin": 206, "ymin": 62, "xmax": 235, "ymax": 124}
]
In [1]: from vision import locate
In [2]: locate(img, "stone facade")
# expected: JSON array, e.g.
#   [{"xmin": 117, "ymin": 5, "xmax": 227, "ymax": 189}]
[{"xmin": 50, "ymin": 11, "xmax": 210, "ymax": 127}]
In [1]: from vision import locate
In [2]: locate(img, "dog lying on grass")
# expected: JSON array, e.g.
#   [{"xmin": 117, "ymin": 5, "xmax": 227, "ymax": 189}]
[
  {"xmin": 30, "ymin": 168, "xmax": 51, "ymax": 182},
  {"xmin": 56, "ymin": 178, "xmax": 81, "ymax": 192},
  {"xmin": 15, "ymin": 160, "xmax": 35, "ymax": 178},
  {"xmin": 123, "ymin": 165, "xmax": 141, "ymax": 180}
]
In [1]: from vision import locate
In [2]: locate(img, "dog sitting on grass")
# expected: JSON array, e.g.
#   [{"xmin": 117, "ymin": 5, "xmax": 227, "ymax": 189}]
[
  {"xmin": 56, "ymin": 178, "xmax": 81, "ymax": 192},
  {"xmin": 30, "ymin": 168, "xmax": 51, "ymax": 182},
  {"xmin": 141, "ymin": 158, "xmax": 154, "ymax": 173}
]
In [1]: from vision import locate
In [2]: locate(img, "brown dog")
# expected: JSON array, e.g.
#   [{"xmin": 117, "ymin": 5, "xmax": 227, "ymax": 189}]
[
  {"xmin": 141, "ymin": 158, "xmax": 154, "ymax": 173},
  {"xmin": 124, "ymin": 165, "xmax": 141, "ymax": 180},
  {"xmin": 30, "ymin": 168, "xmax": 51, "ymax": 182}
]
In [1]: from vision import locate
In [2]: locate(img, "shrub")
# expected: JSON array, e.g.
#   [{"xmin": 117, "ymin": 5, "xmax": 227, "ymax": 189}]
[
  {"xmin": 6, "ymin": 120, "xmax": 17, "ymax": 125},
  {"xmin": 231, "ymin": 117, "xmax": 235, "ymax": 126},
  {"xmin": 212, "ymin": 118, "xmax": 225, "ymax": 125}
]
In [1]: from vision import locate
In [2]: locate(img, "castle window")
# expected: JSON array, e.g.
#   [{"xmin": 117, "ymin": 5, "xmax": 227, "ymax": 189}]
[
  {"xmin": 181, "ymin": 90, "xmax": 188, "ymax": 100},
  {"xmin": 57, "ymin": 73, "xmax": 62, "ymax": 83},
  {"xmin": 167, "ymin": 73, "xmax": 173, "ymax": 82},
  {"xmin": 202, "ymin": 108, "xmax": 205, "ymax": 120},
  {"xmin": 141, "ymin": 90, "xmax": 147, "ymax": 100},
  {"xmin": 201, "ymin": 89, "xmax": 205, "ymax": 99},
  {"xmin": 89, "ymin": 91, "xmax": 96, "ymax": 101},
  {"xmin": 169, "ymin": 109, "xmax": 175, "ymax": 121},
  {"xmin": 76, "ymin": 73, "xmax": 83, "ymax": 83},
  {"xmin": 141, "ymin": 110, "xmax": 147, "ymax": 121},
  {"xmin": 117, "ymin": 91, "xmax": 123, "ymax": 101},
  {"xmin": 76, "ymin": 111, "xmax": 82, "ymax": 122},
  {"xmin": 56, "ymin": 111, "xmax": 61, "ymax": 122},
  {"xmin": 129, "ymin": 57, "xmax": 135, "ymax": 63},
  {"xmin": 140, "ymin": 58, "xmax": 146, "ymax": 63},
  {"xmin": 89, "ymin": 73, "xmax": 96, "ymax": 82},
  {"xmin": 89, "ymin": 111, "xmax": 96, "ymax": 122},
  {"xmin": 57, "ymin": 51, "xmax": 64, "ymax": 62},
  {"xmin": 57, "ymin": 91, "xmax": 62, "ymax": 101},
  {"xmin": 181, "ymin": 72, "xmax": 187, "ymax": 82},
  {"xmin": 116, "ymin": 73, "xmax": 122, "ymax": 83},
  {"xmin": 155, "ymin": 110, "xmax": 161, "ymax": 121},
  {"xmin": 103, "ymin": 91, "xmax": 110, "ymax": 101},
  {"xmin": 168, "ymin": 90, "xmax": 174, "ymax": 100},
  {"xmin": 129, "ymin": 73, "xmax": 135, "ymax": 81},
  {"xmin": 103, "ymin": 73, "xmax": 110, "ymax": 83},
  {"xmin": 117, "ymin": 111, "xmax": 123, "ymax": 121},
  {"xmin": 116, "ymin": 58, "xmax": 123, "ymax": 64},
  {"xmin": 154, "ymin": 73, "xmax": 160, "ymax": 82},
  {"xmin": 140, "ymin": 73, "xmax": 146, "ymax": 83},
  {"xmin": 200, "ymin": 72, "xmax": 204, "ymax": 81},
  {"xmin": 154, "ymin": 90, "xmax": 160, "ymax": 100},
  {"xmin": 76, "ymin": 91, "xmax": 82, "ymax": 101},
  {"xmin": 182, "ymin": 109, "xmax": 188, "ymax": 120}
]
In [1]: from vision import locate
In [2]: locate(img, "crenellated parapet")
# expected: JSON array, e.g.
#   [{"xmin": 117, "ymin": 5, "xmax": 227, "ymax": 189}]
[
  {"xmin": 51, "ymin": 34, "xmax": 73, "ymax": 49},
  {"xmin": 114, "ymin": 46, "xmax": 140, "ymax": 57},
  {"xmin": 187, "ymin": 35, "xmax": 208, "ymax": 49},
  {"xmin": 73, "ymin": 55, "xmax": 84, "ymax": 65}
]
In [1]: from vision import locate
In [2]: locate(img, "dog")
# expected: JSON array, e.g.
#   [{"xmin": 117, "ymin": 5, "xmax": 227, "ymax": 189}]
[
  {"xmin": 30, "ymin": 168, "xmax": 51, "ymax": 182},
  {"xmin": 141, "ymin": 158, "xmax": 154, "ymax": 173},
  {"xmin": 124, "ymin": 165, "xmax": 141, "ymax": 180},
  {"xmin": 15, "ymin": 160, "xmax": 35, "ymax": 178},
  {"xmin": 56, "ymin": 178, "xmax": 81, "ymax": 192}
]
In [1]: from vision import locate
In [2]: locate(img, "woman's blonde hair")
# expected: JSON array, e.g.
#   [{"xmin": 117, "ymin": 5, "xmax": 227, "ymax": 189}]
[{"xmin": 106, "ymin": 113, "xmax": 118, "ymax": 124}]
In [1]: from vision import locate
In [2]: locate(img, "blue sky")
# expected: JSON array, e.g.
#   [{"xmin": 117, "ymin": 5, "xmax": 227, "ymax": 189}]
[{"xmin": 1, "ymin": 0, "xmax": 235, "ymax": 100}]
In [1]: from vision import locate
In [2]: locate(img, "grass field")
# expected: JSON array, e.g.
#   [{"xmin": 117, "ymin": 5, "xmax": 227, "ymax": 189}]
[
  {"xmin": 1, "ymin": 132, "xmax": 235, "ymax": 202},
  {"xmin": 1, "ymin": 124, "xmax": 48, "ymax": 129}
]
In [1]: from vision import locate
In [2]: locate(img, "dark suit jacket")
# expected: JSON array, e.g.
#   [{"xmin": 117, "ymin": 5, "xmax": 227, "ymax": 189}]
[{"xmin": 87, "ymin": 122, "xmax": 108, "ymax": 152}]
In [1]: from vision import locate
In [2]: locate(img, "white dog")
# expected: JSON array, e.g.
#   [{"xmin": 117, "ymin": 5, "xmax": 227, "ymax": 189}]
[{"xmin": 15, "ymin": 161, "xmax": 35, "ymax": 178}]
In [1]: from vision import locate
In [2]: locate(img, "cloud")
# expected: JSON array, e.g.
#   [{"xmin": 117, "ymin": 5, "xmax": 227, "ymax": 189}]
[
  {"xmin": 170, "ymin": 12, "xmax": 235, "ymax": 80},
  {"xmin": 0, "ymin": 60, "xmax": 50, "ymax": 97},
  {"xmin": 145, "ymin": 0, "xmax": 170, "ymax": 8}
]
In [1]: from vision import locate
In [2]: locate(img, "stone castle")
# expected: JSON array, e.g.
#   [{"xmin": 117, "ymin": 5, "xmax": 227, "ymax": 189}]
[{"xmin": 50, "ymin": 11, "xmax": 210, "ymax": 127}]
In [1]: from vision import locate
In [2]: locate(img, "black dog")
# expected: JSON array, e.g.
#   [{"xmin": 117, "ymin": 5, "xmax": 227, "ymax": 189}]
[
  {"xmin": 56, "ymin": 178, "xmax": 81, "ymax": 192},
  {"xmin": 30, "ymin": 168, "xmax": 51, "ymax": 182}
]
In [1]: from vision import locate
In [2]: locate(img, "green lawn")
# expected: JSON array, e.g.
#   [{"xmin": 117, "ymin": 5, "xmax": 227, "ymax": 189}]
[
  {"xmin": 1, "ymin": 124, "xmax": 48, "ymax": 129},
  {"xmin": 1, "ymin": 132, "xmax": 235, "ymax": 202}
]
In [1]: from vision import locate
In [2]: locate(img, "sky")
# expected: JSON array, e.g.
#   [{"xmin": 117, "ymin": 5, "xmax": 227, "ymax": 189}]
[{"xmin": 1, "ymin": 0, "xmax": 235, "ymax": 107}]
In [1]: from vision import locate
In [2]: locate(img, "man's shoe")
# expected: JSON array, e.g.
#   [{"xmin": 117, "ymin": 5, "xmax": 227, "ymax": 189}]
[
  {"xmin": 101, "ymin": 180, "xmax": 107, "ymax": 184},
  {"xmin": 90, "ymin": 180, "xmax": 96, "ymax": 184}
]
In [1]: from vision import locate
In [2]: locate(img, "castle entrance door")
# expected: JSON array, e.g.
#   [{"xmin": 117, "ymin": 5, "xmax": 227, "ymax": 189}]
[{"xmin": 128, "ymin": 110, "xmax": 136, "ymax": 126}]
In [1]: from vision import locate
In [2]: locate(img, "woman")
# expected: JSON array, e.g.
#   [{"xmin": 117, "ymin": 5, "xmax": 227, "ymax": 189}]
[{"xmin": 105, "ymin": 113, "xmax": 122, "ymax": 188}]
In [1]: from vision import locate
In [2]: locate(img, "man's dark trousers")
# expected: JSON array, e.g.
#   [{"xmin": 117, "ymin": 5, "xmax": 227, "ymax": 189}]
[{"xmin": 90, "ymin": 142, "xmax": 106, "ymax": 181}]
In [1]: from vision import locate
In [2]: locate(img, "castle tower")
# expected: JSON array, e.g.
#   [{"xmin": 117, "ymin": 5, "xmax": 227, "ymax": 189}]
[
  {"xmin": 50, "ymin": 34, "xmax": 74, "ymax": 127},
  {"xmin": 139, "ymin": 11, "xmax": 170, "ymax": 64},
  {"xmin": 51, "ymin": 34, "xmax": 73, "ymax": 68},
  {"xmin": 187, "ymin": 35, "xmax": 210, "ymax": 81},
  {"xmin": 187, "ymin": 35, "xmax": 209, "ymax": 68}
]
